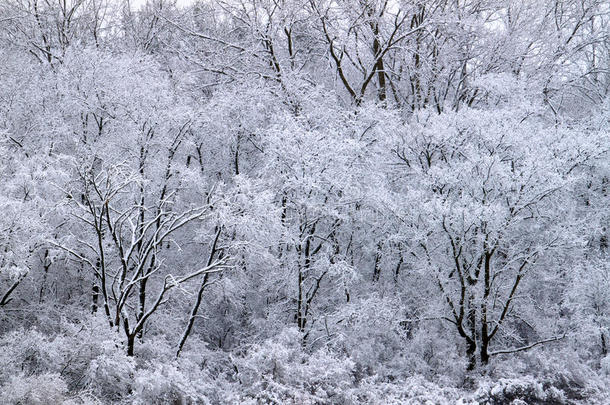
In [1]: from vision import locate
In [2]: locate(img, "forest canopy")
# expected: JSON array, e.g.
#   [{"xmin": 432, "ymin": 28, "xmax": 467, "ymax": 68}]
[{"xmin": 0, "ymin": 0, "xmax": 609, "ymax": 403}]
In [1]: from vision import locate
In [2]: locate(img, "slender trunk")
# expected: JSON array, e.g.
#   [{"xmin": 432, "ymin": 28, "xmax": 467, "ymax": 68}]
[
  {"xmin": 466, "ymin": 341, "xmax": 477, "ymax": 371},
  {"xmin": 467, "ymin": 290, "xmax": 477, "ymax": 370},
  {"xmin": 176, "ymin": 229, "xmax": 221, "ymax": 357},
  {"xmin": 394, "ymin": 255, "xmax": 403, "ymax": 281},
  {"xmin": 297, "ymin": 225, "xmax": 313, "ymax": 332},
  {"xmin": 39, "ymin": 249, "xmax": 51, "ymax": 303},
  {"xmin": 92, "ymin": 284, "xmax": 99, "ymax": 313},
  {"xmin": 127, "ymin": 334, "xmax": 135, "ymax": 357},
  {"xmin": 137, "ymin": 277, "xmax": 147, "ymax": 339},
  {"xmin": 94, "ymin": 223, "xmax": 112, "ymax": 327},
  {"xmin": 372, "ymin": 248, "xmax": 381, "ymax": 282},
  {"xmin": 234, "ymin": 135, "xmax": 240, "ymax": 175},
  {"xmin": 480, "ymin": 340, "xmax": 490, "ymax": 366},
  {"xmin": 480, "ymin": 250, "xmax": 492, "ymax": 366},
  {"xmin": 297, "ymin": 266, "xmax": 305, "ymax": 331},
  {"xmin": 176, "ymin": 279, "xmax": 207, "ymax": 357},
  {"xmin": 371, "ymin": 24, "xmax": 386, "ymax": 102}
]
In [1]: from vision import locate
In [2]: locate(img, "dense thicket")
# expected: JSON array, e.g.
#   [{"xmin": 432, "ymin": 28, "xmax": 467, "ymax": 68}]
[{"xmin": 0, "ymin": 0, "xmax": 609, "ymax": 403}]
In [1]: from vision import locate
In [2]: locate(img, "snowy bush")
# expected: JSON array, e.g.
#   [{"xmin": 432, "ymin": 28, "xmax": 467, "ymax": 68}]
[
  {"xmin": 1, "ymin": 373, "xmax": 68, "ymax": 405},
  {"xmin": 601, "ymin": 355, "xmax": 610, "ymax": 376},
  {"xmin": 345, "ymin": 375, "xmax": 465, "ymax": 404},
  {"xmin": 234, "ymin": 328, "xmax": 355, "ymax": 404},
  {"xmin": 474, "ymin": 376, "xmax": 566, "ymax": 404}
]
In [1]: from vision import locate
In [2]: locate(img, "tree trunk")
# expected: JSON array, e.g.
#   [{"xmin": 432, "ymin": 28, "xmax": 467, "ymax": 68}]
[
  {"xmin": 137, "ymin": 277, "xmax": 147, "ymax": 339},
  {"xmin": 371, "ymin": 25, "xmax": 386, "ymax": 102},
  {"xmin": 466, "ymin": 342, "xmax": 477, "ymax": 371},
  {"xmin": 297, "ymin": 266, "xmax": 305, "ymax": 332},
  {"xmin": 92, "ymin": 284, "xmax": 99, "ymax": 313},
  {"xmin": 176, "ymin": 282, "xmax": 206, "ymax": 357},
  {"xmin": 372, "ymin": 244, "xmax": 382, "ymax": 282},
  {"xmin": 480, "ymin": 340, "xmax": 490, "ymax": 366},
  {"xmin": 127, "ymin": 334, "xmax": 135, "ymax": 356}
]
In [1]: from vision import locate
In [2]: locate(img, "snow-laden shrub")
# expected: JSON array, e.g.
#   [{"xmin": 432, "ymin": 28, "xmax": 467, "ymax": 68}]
[
  {"xmin": 83, "ymin": 340, "xmax": 136, "ymax": 402},
  {"xmin": 0, "ymin": 329, "xmax": 52, "ymax": 383},
  {"xmin": 0, "ymin": 373, "xmax": 68, "ymax": 405},
  {"xmin": 601, "ymin": 355, "xmax": 610, "ymax": 376},
  {"xmin": 474, "ymin": 376, "xmax": 566, "ymax": 404},
  {"xmin": 344, "ymin": 374, "xmax": 465, "ymax": 404},
  {"xmin": 133, "ymin": 363, "xmax": 196, "ymax": 405},
  {"xmin": 234, "ymin": 327, "xmax": 355, "ymax": 404},
  {"xmin": 0, "ymin": 314, "xmax": 137, "ymax": 402},
  {"xmin": 516, "ymin": 347, "xmax": 607, "ymax": 402},
  {"xmin": 117, "ymin": 334, "xmax": 236, "ymax": 404},
  {"xmin": 398, "ymin": 324, "xmax": 467, "ymax": 385}
]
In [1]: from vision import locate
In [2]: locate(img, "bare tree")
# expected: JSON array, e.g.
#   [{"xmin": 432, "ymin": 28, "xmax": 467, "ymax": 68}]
[{"xmin": 53, "ymin": 155, "xmax": 228, "ymax": 355}]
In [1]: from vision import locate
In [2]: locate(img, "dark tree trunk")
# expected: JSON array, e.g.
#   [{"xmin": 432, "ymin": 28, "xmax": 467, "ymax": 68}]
[
  {"xmin": 176, "ymin": 229, "xmax": 221, "ymax": 357},
  {"xmin": 92, "ymin": 284, "xmax": 99, "ymax": 313},
  {"xmin": 127, "ymin": 334, "xmax": 135, "ymax": 357},
  {"xmin": 137, "ymin": 277, "xmax": 148, "ymax": 339},
  {"xmin": 371, "ymin": 27, "xmax": 386, "ymax": 102},
  {"xmin": 480, "ymin": 341, "xmax": 490, "ymax": 366},
  {"xmin": 467, "ymin": 342, "xmax": 477, "ymax": 371}
]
